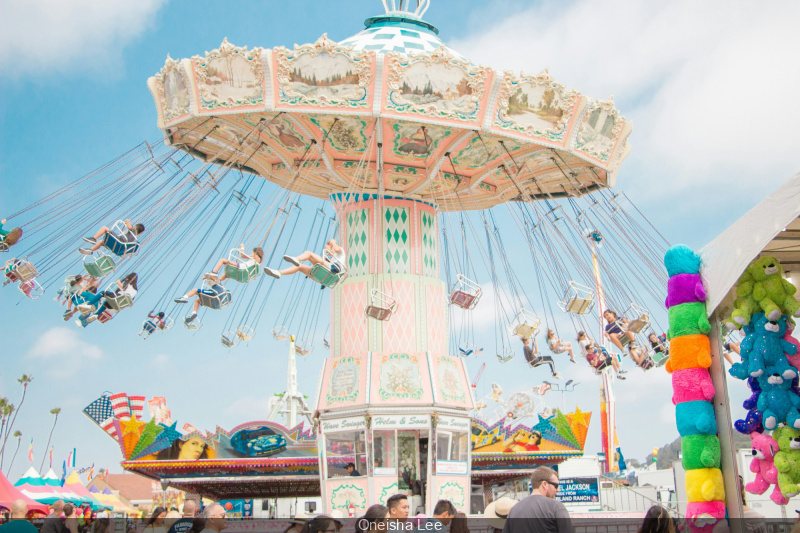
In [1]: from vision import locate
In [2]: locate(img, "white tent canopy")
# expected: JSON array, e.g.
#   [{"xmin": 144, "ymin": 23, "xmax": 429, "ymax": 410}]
[{"xmin": 700, "ymin": 170, "xmax": 800, "ymax": 319}]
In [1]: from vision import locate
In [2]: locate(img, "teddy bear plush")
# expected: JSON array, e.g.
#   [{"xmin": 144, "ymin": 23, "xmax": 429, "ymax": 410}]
[
  {"xmin": 682, "ymin": 434, "xmax": 721, "ymax": 470},
  {"xmin": 685, "ymin": 501, "xmax": 726, "ymax": 533},
  {"xmin": 784, "ymin": 316, "xmax": 800, "ymax": 370},
  {"xmin": 667, "ymin": 302, "xmax": 711, "ymax": 340},
  {"xmin": 665, "ymin": 245, "xmax": 702, "ymax": 277},
  {"xmin": 756, "ymin": 369, "xmax": 800, "ymax": 430},
  {"xmin": 666, "ymin": 273, "xmax": 706, "ymax": 309},
  {"xmin": 773, "ymin": 425, "xmax": 800, "ymax": 498},
  {"xmin": 745, "ymin": 432, "xmax": 787, "ymax": 504},
  {"xmin": 744, "ymin": 313, "xmax": 798, "ymax": 379},
  {"xmin": 685, "ymin": 468, "xmax": 725, "ymax": 502},
  {"xmin": 734, "ymin": 408, "xmax": 763, "ymax": 435},
  {"xmin": 676, "ymin": 400, "xmax": 718, "ymax": 436},
  {"xmin": 666, "ymin": 334, "xmax": 711, "ymax": 373},
  {"xmin": 748, "ymin": 256, "xmax": 800, "ymax": 321},
  {"xmin": 726, "ymin": 270, "xmax": 761, "ymax": 330},
  {"xmin": 672, "ymin": 368, "xmax": 715, "ymax": 405}
]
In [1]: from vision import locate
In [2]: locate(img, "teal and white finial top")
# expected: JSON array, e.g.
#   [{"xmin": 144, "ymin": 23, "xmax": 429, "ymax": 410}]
[{"xmin": 381, "ymin": 0, "xmax": 430, "ymax": 18}]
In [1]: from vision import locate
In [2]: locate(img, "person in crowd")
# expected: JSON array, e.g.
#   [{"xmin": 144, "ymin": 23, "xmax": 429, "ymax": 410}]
[
  {"xmin": 427, "ymin": 500, "xmax": 455, "ymax": 530},
  {"xmin": 386, "ymin": 494, "xmax": 410, "ymax": 523},
  {"xmin": 204, "ymin": 245, "xmax": 263, "ymax": 283},
  {"xmin": 93, "ymin": 518, "xmax": 109, "ymax": 533},
  {"xmin": 143, "ymin": 507, "xmax": 167, "ymax": 533},
  {"xmin": 355, "ymin": 505, "xmax": 388, "ymax": 533},
  {"xmin": 0, "ymin": 219, "xmax": 23, "ymax": 249},
  {"xmin": 166, "ymin": 500, "xmax": 196, "ymax": 533},
  {"xmin": 164, "ymin": 511, "xmax": 182, "ymax": 533},
  {"xmin": 79, "ymin": 219, "xmax": 145, "ymax": 255},
  {"xmin": 299, "ymin": 516, "xmax": 341, "ymax": 533},
  {"xmin": 638, "ymin": 506, "xmax": 675, "ymax": 533},
  {"xmin": 484, "ymin": 497, "xmax": 518, "ymax": 533},
  {"xmin": 264, "ymin": 239, "xmax": 345, "ymax": 282},
  {"xmin": 604, "ymin": 309, "xmax": 645, "ymax": 363},
  {"xmin": 577, "ymin": 331, "xmax": 626, "ymax": 380},
  {"xmin": 449, "ymin": 513, "xmax": 469, "ymax": 533},
  {"xmin": 188, "ymin": 518, "xmax": 206, "ymax": 533},
  {"xmin": 200, "ymin": 504, "xmax": 227, "ymax": 533},
  {"xmin": 41, "ymin": 501, "xmax": 66, "ymax": 533},
  {"xmin": 546, "ymin": 329, "xmax": 575, "ymax": 363},
  {"xmin": 63, "ymin": 504, "xmax": 79, "ymax": 533},
  {"xmin": 0, "ymin": 500, "xmax": 37, "ymax": 533},
  {"xmin": 346, "ymin": 462, "xmax": 361, "ymax": 477},
  {"xmin": 503, "ymin": 466, "xmax": 573, "ymax": 533},
  {"xmin": 522, "ymin": 337, "xmax": 561, "ymax": 379}
]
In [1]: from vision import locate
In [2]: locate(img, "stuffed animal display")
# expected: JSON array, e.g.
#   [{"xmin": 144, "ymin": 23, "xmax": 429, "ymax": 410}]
[
  {"xmin": 744, "ymin": 313, "xmax": 797, "ymax": 379},
  {"xmin": 748, "ymin": 256, "xmax": 800, "ymax": 321},
  {"xmin": 745, "ymin": 432, "xmax": 787, "ymax": 505},
  {"xmin": 664, "ymin": 245, "xmax": 725, "ymax": 532},
  {"xmin": 726, "ymin": 270, "xmax": 760, "ymax": 330},
  {"xmin": 773, "ymin": 426, "xmax": 800, "ymax": 499}
]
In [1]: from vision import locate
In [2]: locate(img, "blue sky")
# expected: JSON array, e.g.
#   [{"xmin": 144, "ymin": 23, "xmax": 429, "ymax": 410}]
[{"xmin": 1, "ymin": 0, "xmax": 799, "ymax": 483}]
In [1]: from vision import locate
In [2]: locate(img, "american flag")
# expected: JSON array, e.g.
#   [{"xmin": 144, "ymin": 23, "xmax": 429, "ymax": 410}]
[
  {"xmin": 109, "ymin": 393, "xmax": 131, "ymax": 419},
  {"xmin": 83, "ymin": 395, "xmax": 113, "ymax": 425},
  {"xmin": 128, "ymin": 395, "xmax": 146, "ymax": 420}
]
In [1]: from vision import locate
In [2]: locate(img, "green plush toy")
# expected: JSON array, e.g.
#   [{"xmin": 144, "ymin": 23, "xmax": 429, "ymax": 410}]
[
  {"xmin": 773, "ymin": 426, "xmax": 800, "ymax": 498},
  {"xmin": 667, "ymin": 302, "xmax": 711, "ymax": 340},
  {"xmin": 682, "ymin": 434, "xmax": 721, "ymax": 470},
  {"xmin": 748, "ymin": 256, "xmax": 800, "ymax": 321},
  {"xmin": 726, "ymin": 270, "xmax": 762, "ymax": 330}
]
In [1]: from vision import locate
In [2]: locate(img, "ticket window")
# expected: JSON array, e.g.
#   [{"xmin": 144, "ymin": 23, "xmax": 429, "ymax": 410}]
[
  {"xmin": 373, "ymin": 430, "xmax": 424, "ymax": 491},
  {"xmin": 436, "ymin": 430, "xmax": 468, "ymax": 474},
  {"xmin": 325, "ymin": 431, "xmax": 367, "ymax": 478}
]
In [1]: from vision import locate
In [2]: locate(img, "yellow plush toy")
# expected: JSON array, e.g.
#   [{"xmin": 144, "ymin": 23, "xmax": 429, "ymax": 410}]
[{"xmin": 686, "ymin": 468, "xmax": 726, "ymax": 502}]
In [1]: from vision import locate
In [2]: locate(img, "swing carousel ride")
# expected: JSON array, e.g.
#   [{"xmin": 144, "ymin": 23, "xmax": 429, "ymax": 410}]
[{"xmin": 1, "ymin": 0, "xmax": 671, "ymax": 513}]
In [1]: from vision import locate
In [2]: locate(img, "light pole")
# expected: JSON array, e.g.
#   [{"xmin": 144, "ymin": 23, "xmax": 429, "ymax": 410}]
[
  {"xmin": 542, "ymin": 380, "xmax": 581, "ymax": 411},
  {"xmin": 160, "ymin": 480, "xmax": 169, "ymax": 508}
]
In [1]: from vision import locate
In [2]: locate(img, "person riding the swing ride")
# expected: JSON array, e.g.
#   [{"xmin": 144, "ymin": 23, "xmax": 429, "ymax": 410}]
[
  {"xmin": 521, "ymin": 336, "xmax": 562, "ymax": 380},
  {"xmin": 0, "ymin": 219, "xmax": 23, "ymax": 250},
  {"xmin": 576, "ymin": 331, "xmax": 626, "ymax": 380},
  {"xmin": 603, "ymin": 309, "xmax": 648, "ymax": 367},
  {"xmin": 263, "ymin": 239, "xmax": 345, "ymax": 286},
  {"xmin": 545, "ymin": 329, "xmax": 576, "ymax": 363},
  {"xmin": 203, "ymin": 244, "xmax": 264, "ymax": 283},
  {"xmin": 79, "ymin": 219, "xmax": 145, "ymax": 255},
  {"xmin": 174, "ymin": 280, "xmax": 230, "ymax": 325},
  {"xmin": 73, "ymin": 272, "xmax": 138, "ymax": 326}
]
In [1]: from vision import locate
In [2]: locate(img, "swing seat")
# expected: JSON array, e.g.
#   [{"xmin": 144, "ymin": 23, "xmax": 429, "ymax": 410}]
[
  {"xmin": 0, "ymin": 239, "xmax": 8, "ymax": 253},
  {"xmin": 309, "ymin": 263, "xmax": 344, "ymax": 288},
  {"xmin": 183, "ymin": 318, "xmax": 202, "ymax": 331},
  {"xmin": 237, "ymin": 326, "xmax": 255, "ymax": 342},
  {"xmin": 295, "ymin": 342, "xmax": 311, "ymax": 356},
  {"xmin": 506, "ymin": 308, "xmax": 541, "ymax": 339},
  {"xmin": 496, "ymin": 349, "xmax": 515, "ymax": 364},
  {"xmin": 459, "ymin": 345, "xmax": 475, "ymax": 357},
  {"xmin": 449, "ymin": 274, "xmax": 482, "ymax": 310},
  {"xmin": 60, "ymin": 276, "xmax": 83, "ymax": 300},
  {"xmin": 558, "ymin": 281, "xmax": 595, "ymax": 315},
  {"xmin": 273, "ymin": 326, "xmax": 289, "ymax": 341},
  {"xmin": 19, "ymin": 279, "xmax": 44, "ymax": 300},
  {"xmin": 8, "ymin": 260, "xmax": 37, "ymax": 283},
  {"xmin": 323, "ymin": 337, "xmax": 330, "ymax": 349},
  {"xmin": 105, "ymin": 293, "xmax": 133, "ymax": 311},
  {"xmin": 76, "ymin": 303, "xmax": 96, "ymax": 315},
  {"xmin": 197, "ymin": 282, "xmax": 232, "ymax": 310},
  {"xmin": 102, "ymin": 221, "xmax": 140, "ymax": 258},
  {"xmin": 97, "ymin": 309, "xmax": 116, "ymax": 324},
  {"xmin": 224, "ymin": 249, "xmax": 260, "ymax": 283},
  {"xmin": 621, "ymin": 303, "xmax": 651, "ymax": 334},
  {"xmin": 141, "ymin": 320, "xmax": 158, "ymax": 338},
  {"xmin": 365, "ymin": 289, "xmax": 397, "ymax": 321},
  {"xmin": 84, "ymin": 252, "xmax": 116, "ymax": 278},
  {"xmin": 221, "ymin": 332, "xmax": 239, "ymax": 348},
  {"xmin": 651, "ymin": 349, "xmax": 669, "ymax": 367}
]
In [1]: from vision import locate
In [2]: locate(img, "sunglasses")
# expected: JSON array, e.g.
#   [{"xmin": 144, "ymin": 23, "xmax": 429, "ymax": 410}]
[{"xmin": 545, "ymin": 480, "xmax": 560, "ymax": 489}]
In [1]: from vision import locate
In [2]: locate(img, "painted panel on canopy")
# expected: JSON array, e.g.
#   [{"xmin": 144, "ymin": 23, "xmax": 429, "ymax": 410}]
[
  {"xmin": 574, "ymin": 97, "xmax": 630, "ymax": 166},
  {"xmin": 383, "ymin": 47, "xmax": 493, "ymax": 125},
  {"xmin": 153, "ymin": 57, "xmax": 192, "ymax": 127},
  {"xmin": 316, "ymin": 355, "xmax": 368, "ymax": 410},
  {"xmin": 333, "ymin": 160, "xmax": 377, "ymax": 191},
  {"xmin": 191, "ymin": 39, "xmax": 267, "ymax": 113},
  {"xmin": 306, "ymin": 114, "xmax": 371, "ymax": 156},
  {"xmin": 450, "ymin": 134, "xmax": 526, "ymax": 171},
  {"xmin": 273, "ymin": 35, "xmax": 375, "ymax": 110},
  {"xmin": 327, "ymin": 478, "xmax": 369, "ymax": 514},
  {"xmin": 369, "ymin": 352, "xmax": 433, "ymax": 405},
  {"xmin": 430, "ymin": 354, "xmax": 472, "ymax": 409},
  {"xmin": 252, "ymin": 115, "xmax": 312, "ymax": 158},
  {"xmin": 490, "ymin": 70, "xmax": 582, "ymax": 148},
  {"xmin": 383, "ymin": 120, "xmax": 455, "ymax": 164},
  {"xmin": 434, "ymin": 477, "xmax": 470, "ymax": 512},
  {"xmin": 383, "ymin": 164, "xmax": 427, "ymax": 194}
]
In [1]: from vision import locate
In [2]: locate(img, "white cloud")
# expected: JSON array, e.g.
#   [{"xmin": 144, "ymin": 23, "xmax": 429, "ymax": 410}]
[
  {"xmin": 451, "ymin": 0, "xmax": 800, "ymax": 205},
  {"xmin": 27, "ymin": 327, "xmax": 103, "ymax": 377},
  {"xmin": 0, "ymin": 0, "xmax": 167, "ymax": 77}
]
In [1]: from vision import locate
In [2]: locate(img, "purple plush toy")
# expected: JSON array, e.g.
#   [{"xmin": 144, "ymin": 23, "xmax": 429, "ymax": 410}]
[{"xmin": 666, "ymin": 273, "xmax": 707, "ymax": 308}]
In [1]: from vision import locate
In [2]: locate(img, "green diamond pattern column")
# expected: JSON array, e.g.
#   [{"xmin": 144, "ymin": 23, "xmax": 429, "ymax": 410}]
[
  {"xmin": 383, "ymin": 207, "xmax": 410, "ymax": 274},
  {"xmin": 347, "ymin": 208, "xmax": 370, "ymax": 276},
  {"xmin": 420, "ymin": 210, "xmax": 437, "ymax": 278}
]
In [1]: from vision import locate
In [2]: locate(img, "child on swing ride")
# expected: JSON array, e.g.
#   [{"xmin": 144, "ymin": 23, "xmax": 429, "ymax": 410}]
[
  {"xmin": 0, "ymin": 219, "xmax": 23, "ymax": 249},
  {"xmin": 203, "ymin": 244, "xmax": 264, "ymax": 283},
  {"xmin": 576, "ymin": 331, "xmax": 626, "ymax": 380},
  {"xmin": 263, "ymin": 239, "xmax": 345, "ymax": 283},
  {"xmin": 603, "ymin": 309, "xmax": 647, "ymax": 366},
  {"xmin": 521, "ymin": 336, "xmax": 562, "ymax": 380},
  {"xmin": 74, "ymin": 272, "xmax": 138, "ymax": 325},
  {"xmin": 545, "ymin": 329, "xmax": 576, "ymax": 363},
  {"xmin": 174, "ymin": 282, "xmax": 227, "ymax": 325},
  {"xmin": 78, "ymin": 219, "xmax": 145, "ymax": 255}
]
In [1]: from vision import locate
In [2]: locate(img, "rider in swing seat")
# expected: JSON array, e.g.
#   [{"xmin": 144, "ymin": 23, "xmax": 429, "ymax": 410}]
[
  {"xmin": 603, "ymin": 309, "xmax": 646, "ymax": 366},
  {"xmin": 546, "ymin": 329, "xmax": 576, "ymax": 363},
  {"xmin": 174, "ymin": 282, "xmax": 229, "ymax": 324},
  {"xmin": 204, "ymin": 245, "xmax": 264, "ymax": 283},
  {"xmin": 0, "ymin": 219, "xmax": 23, "ymax": 249},
  {"xmin": 522, "ymin": 336, "xmax": 561, "ymax": 380},
  {"xmin": 78, "ymin": 219, "xmax": 145, "ymax": 255},
  {"xmin": 577, "ymin": 331, "xmax": 626, "ymax": 380},
  {"xmin": 264, "ymin": 239, "xmax": 345, "ymax": 288}
]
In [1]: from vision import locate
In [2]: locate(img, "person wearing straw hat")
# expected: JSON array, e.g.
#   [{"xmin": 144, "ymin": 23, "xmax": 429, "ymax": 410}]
[
  {"xmin": 282, "ymin": 513, "xmax": 309, "ymax": 533},
  {"xmin": 483, "ymin": 497, "xmax": 518, "ymax": 533},
  {"xmin": 503, "ymin": 466, "xmax": 573, "ymax": 533}
]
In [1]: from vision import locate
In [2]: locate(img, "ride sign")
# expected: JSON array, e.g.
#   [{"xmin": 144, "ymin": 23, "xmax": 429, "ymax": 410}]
[{"xmin": 555, "ymin": 477, "xmax": 600, "ymax": 507}]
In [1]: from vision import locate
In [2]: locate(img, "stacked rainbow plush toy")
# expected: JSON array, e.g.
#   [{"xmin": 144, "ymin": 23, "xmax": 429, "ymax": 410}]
[
  {"xmin": 664, "ymin": 246, "xmax": 726, "ymax": 532},
  {"xmin": 723, "ymin": 256, "xmax": 800, "ymax": 505}
]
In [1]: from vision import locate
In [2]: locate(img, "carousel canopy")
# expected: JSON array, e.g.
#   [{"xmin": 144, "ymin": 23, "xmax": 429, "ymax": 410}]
[
  {"xmin": 701, "ymin": 170, "xmax": 800, "ymax": 317},
  {"xmin": 148, "ymin": 1, "xmax": 631, "ymax": 211}
]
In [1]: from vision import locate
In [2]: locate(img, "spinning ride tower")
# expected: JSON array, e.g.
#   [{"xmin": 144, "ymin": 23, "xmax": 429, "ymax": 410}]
[{"xmin": 148, "ymin": 0, "xmax": 632, "ymax": 512}]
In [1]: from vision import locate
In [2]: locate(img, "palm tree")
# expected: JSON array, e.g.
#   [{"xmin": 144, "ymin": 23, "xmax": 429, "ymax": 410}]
[
  {"xmin": 5, "ymin": 431, "xmax": 22, "ymax": 476},
  {"xmin": 39, "ymin": 408, "xmax": 60, "ymax": 473},
  {"xmin": 0, "ymin": 400, "xmax": 14, "ymax": 457},
  {"xmin": 0, "ymin": 375, "xmax": 32, "ymax": 468}
]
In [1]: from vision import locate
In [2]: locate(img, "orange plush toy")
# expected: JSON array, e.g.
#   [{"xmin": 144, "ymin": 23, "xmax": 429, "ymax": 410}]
[{"xmin": 666, "ymin": 334, "xmax": 712, "ymax": 373}]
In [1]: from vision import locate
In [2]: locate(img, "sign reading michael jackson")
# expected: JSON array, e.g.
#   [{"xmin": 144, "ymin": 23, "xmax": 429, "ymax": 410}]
[{"xmin": 555, "ymin": 477, "xmax": 600, "ymax": 506}]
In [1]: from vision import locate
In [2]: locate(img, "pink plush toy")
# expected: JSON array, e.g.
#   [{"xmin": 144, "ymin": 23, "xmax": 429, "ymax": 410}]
[
  {"xmin": 785, "ymin": 318, "xmax": 800, "ymax": 370},
  {"xmin": 745, "ymin": 432, "xmax": 787, "ymax": 504},
  {"xmin": 666, "ymin": 273, "xmax": 707, "ymax": 308},
  {"xmin": 685, "ymin": 501, "xmax": 726, "ymax": 533},
  {"xmin": 672, "ymin": 368, "xmax": 715, "ymax": 405}
]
